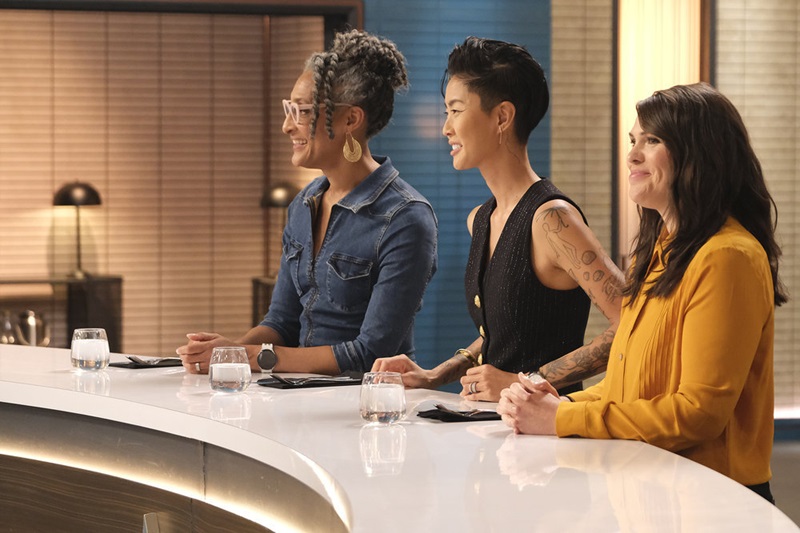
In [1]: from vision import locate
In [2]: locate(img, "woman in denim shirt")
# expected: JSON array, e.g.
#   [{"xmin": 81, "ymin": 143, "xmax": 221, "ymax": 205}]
[{"xmin": 177, "ymin": 30, "xmax": 437, "ymax": 375}]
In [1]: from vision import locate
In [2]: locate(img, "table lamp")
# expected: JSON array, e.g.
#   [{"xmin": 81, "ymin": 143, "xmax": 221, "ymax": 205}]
[
  {"xmin": 261, "ymin": 181, "xmax": 300, "ymax": 233},
  {"xmin": 261, "ymin": 181, "xmax": 300, "ymax": 277},
  {"xmin": 53, "ymin": 181, "xmax": 102, "ymax": 279}
]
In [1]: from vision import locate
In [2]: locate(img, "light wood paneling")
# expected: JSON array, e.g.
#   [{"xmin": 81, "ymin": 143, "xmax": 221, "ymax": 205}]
[
  {"xmin": 717, "ymin": 0, "xmax": 800, "ymax": 413},
  {"xmin": 0, "ymin": 10, "xmax": 266, "ymax": 356},
  {"xmin": 552, "ymin": 0, "xmax": 615, "ymax": 382},
  {"xmin": 266, "ymin": 17, "xmax": 324, "ymax": 276}
]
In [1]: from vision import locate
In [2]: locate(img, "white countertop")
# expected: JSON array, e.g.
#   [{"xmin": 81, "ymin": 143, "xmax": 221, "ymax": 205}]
[{"xmin": 0, "ymin": 344, "xmax": 796, "ymax": 532}]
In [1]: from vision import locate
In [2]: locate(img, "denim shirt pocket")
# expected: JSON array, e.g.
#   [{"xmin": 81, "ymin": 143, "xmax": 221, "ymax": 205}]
[
  {"xmin": 283, "ymin": 239, "xmax": 304, "ymax": 295},
  {"xmin": 326, "ymin": 252, "xmax": 373, "ymax": 312}
]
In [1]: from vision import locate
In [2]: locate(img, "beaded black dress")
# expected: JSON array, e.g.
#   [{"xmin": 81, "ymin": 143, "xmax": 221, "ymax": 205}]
[{"xmin": 464, "ymin": 179, "xmax": 591, "ymax": 394}]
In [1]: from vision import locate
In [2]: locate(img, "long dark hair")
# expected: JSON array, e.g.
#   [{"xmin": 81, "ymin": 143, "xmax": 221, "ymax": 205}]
[
  {"xmin": 441, "ymin": 36, "xmax": 549, "ymax": 143},
  {"xmin": 625, "ymin": 82, "xmax": 787, "ymax": 306}
]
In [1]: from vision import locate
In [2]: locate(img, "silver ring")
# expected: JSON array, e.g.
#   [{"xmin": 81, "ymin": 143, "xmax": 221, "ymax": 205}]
[
  {"xmin": 195, "ymin": 362, "xmax": 201, "ymax": 372},
  {"xmin": 469, "ymin": 382, "xmax": 477, "ymax": 394}
]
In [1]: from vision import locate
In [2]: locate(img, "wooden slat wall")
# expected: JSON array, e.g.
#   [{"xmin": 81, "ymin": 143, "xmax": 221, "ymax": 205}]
[
  {"xmin": 1, "ymin": 10, "xmax": 68, "ymax": 346},
  {"xmin": 107, "ymin": 12, "xmax": 162, "ymax": 354},
  {"xmin": 0, "ymin": 10, "xmax": 265, "ymax": 356},
  {"xmin": 717, "ymin": 0, "xmax": 799, "ymax": 413},
  {"xmin": 266, "ymin": 17, "xmax": 324, "ymax": 276},
  {"xmin": 551, "ymin": 0, "xmax": 615, "ymax": 377}
]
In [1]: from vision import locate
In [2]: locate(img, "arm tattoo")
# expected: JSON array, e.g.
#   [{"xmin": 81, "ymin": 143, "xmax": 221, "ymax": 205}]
[
  {"xmin": 541, "ymin": 329, "xmax": 614, "ymax": 388},
  {"xmin": 537, "ymin": 207, "xmax": 581, "ymax": 269},
  {"xmin": 602, "ymin": 277, "xmax": 619, "ymax": 302},
  {"xmin": 439, "ymin": 356, "xmax": 470, "ymax": 386}
]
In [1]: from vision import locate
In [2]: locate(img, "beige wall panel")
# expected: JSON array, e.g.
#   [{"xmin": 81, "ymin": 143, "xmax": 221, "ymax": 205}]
[
  {"xmin": 717, "ymin": 0, "xmax": 799, "ymax": 411},
  {"xmin": 552, "ymin": 0, "xmax": 615, "ymax": 384},
  {"xmin": 0, "ymin": 9, "xmax": 266, "ymax": 356}
]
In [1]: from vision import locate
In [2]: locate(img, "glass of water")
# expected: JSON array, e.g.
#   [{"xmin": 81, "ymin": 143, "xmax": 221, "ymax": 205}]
[
  {"xmin": 360, "ymin": 371, "xmax": 406, "ymax": 424},
  {"xmin": 209, "ymin": 346, "xmax": 251, "ymax": 393},
  {"xmin": 70, "ymin": 328, "xmax": 110, "ymax": 371}
]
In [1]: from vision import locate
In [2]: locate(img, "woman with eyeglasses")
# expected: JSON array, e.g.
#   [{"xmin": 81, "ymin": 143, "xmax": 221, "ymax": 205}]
[
  {"xmin": 177, "ymin": 29, "xmax": 437, "ymax": 375},
  {"xmin": 372, "ymin": 37, "xmax": 624, "ymax": 401}
]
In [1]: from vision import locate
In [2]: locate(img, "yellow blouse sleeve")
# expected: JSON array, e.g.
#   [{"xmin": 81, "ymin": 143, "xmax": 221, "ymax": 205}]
[{"xmin": 566, "ymin": 378, "xmax": 605, "ymax": 403}]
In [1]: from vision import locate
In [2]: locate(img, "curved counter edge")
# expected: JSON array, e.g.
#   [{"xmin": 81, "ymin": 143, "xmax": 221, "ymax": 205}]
[{"xmin": 0, "ymin": 382, "xmax": 352, "ymax": 532}]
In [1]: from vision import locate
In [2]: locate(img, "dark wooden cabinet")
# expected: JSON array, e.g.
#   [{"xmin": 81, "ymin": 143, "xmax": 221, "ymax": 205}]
[{"xmin": 0, "ymin": 276, "xmax": 123, "ymax": 352}]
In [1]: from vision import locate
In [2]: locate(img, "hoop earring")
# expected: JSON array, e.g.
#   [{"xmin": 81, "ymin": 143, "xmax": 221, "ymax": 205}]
[
  {"xmin": 343, "ymin": 132, "xmax": 362, "ymax": 163},
  {"xmin": 498, "ymin": 127, "xmax": 503, "ymax": 146}
]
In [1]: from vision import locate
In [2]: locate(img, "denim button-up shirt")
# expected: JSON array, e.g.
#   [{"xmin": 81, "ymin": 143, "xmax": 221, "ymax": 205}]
[{"xmin": 261, "ymin": 156, "xmax": 438, "ymax": 372}]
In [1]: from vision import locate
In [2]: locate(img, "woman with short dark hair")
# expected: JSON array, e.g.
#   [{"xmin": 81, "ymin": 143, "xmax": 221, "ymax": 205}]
[{"xmin": 373, "ymin": 37, "xmax": 624, "ymax": 401}]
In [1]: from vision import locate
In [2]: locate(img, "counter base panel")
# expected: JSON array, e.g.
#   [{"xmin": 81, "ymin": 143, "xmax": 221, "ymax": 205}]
[{"xmin": 0, "ymin": 402, "xmax": 348, "ymax": 532}]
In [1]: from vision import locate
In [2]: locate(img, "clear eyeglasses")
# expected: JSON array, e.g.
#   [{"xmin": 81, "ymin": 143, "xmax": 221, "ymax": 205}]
[{"xmin": 282, "ymin": 99, "xmax": 351, "ymax": 126}]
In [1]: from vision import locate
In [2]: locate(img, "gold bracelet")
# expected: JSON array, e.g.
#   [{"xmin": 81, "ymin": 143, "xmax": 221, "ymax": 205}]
[{"xmin": 454, "ymin": 348, "xmax": 480, "ymax": 367}]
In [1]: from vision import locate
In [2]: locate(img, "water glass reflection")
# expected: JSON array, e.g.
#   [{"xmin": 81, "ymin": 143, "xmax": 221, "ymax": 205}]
[
  {"xmin": 209, "ymin": 393, "xmax": 252, "ymax": 423},
  {"xmin": 70, "ymin": 328, "xmax": 110, "ymax": 371},
  {"xmin": 209, "ymin": 346, "xmax": 251, "ymax": 393},
  {"xmin": 359, "ymin": 424, "xmax": 407, "ymax": 477},
  {"xmin": 72, "ymin": 370, "xmax": 111, "ymax": 396},
  {"xmin": 359, "ymin": 372, "xmax": 406, "ymax": 424}
]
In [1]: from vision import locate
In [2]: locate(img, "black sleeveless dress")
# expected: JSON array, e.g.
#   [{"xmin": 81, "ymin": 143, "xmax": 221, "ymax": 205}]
[{"xmin": 464, "ymin": 179, "xmax": 590, "ymax": 394}]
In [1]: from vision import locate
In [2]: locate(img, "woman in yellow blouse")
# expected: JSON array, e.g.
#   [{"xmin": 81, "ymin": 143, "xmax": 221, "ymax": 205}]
[{"xmin": 497, "ymin": 82, "xmax": 788, "ymax": 503}]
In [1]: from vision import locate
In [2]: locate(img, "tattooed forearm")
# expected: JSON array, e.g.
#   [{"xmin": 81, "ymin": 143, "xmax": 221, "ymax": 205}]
[
  {"xmin": 437, "ymin": 356, "xmax": 471, "ymax": 387},
  {"xmin": 603, "ymin": 256, "xmax": 625, "ymax": 302},
  {"xmin": 602, "ymin": 276, "xmax": 620, "ymax": 302},
  {"xmin": 539, "ymin": 329, "xmax": 615, "ymax": 389}
]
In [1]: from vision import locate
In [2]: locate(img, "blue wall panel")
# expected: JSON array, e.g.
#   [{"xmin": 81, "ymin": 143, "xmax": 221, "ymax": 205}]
[{"xmin": 363, "ymin": 0, "xmax": 551, "ymax": 386}]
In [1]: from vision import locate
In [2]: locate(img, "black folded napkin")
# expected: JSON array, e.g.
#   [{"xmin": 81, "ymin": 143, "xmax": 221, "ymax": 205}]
[
  {"xmin": 109, "ymin": 357, "xmax": 184, "ymax": 369},
  {"xmin": 417, "ymin": 403, "xmax": 501, "ymax": 422},
  {"xmin": 257, "ymin": 371, "xmax": 363, "ymax": 389}
]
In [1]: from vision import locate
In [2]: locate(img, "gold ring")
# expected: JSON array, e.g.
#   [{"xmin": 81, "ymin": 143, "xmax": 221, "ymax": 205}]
[{"xmin": 195, "ymin": 362, "xmax": 201, "ymax": 372}]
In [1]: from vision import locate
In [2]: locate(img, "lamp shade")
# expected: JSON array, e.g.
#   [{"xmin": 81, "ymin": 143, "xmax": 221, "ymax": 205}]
[
  {"xmin": 53, "ymin": 182, "xmax": 102, "ymax": 207},
  {"xmin": 261, "ymin": 181, "xmax": 300, "ymax": 209}
]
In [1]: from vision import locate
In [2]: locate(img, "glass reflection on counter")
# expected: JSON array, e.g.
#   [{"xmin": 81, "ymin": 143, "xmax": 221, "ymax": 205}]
[
  {"xmin": 71, "ymin": 369, "xmax": 110, "ymax": 396},
  {"xmin": 359, "ymin": 423, "xmax": 406, "ymax": 477},
  {"xmin": 209, "ymin": 392, "xmax": 252, "ymax": 426}
]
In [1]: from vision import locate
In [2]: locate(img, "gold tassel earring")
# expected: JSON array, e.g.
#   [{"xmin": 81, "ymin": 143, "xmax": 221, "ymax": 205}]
[{"xmin": 343, "ymin": 132, "xmax": 362, "ymax": 163}]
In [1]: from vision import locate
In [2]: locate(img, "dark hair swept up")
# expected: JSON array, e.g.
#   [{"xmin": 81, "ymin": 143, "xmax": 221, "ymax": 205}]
[
  {"xmin": 305, "ymin": 29, "xmax": 409, "ymax": 140},
  {"xmin": 625, "ymin": 82, "xmax": 787, "ymax": 307},
  {"xmin": 441, "ymin": 36, "xmax": 549, "ymax": 144}
]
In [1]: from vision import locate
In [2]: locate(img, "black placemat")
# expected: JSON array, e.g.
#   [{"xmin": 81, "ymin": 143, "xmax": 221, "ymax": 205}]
[{"xmin": 109, "ymin": 358, "xmax": 184, "ymax": 369}]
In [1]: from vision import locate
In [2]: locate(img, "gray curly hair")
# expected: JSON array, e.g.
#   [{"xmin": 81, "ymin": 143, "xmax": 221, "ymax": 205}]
[{"xmin": 305, "ymin": 29, "xmax": 409, "ymax": 140}]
